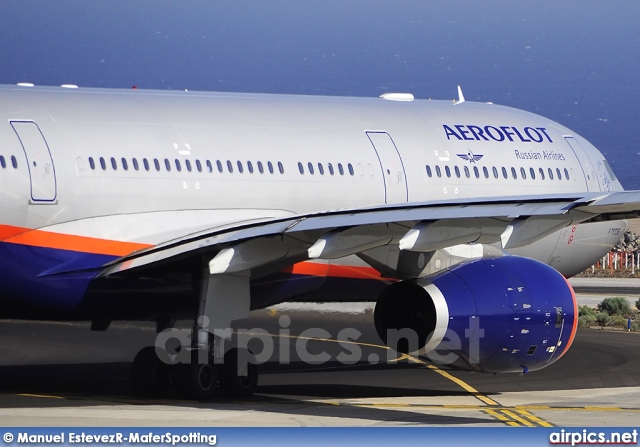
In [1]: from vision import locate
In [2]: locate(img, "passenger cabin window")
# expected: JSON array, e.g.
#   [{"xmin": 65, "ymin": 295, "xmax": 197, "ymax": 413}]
[
  {"xmin": 328, "ymin": 163, "xmax": 334, "ymax": 175},
  {"xmin": 88, "ymin": 157, "xmax": 95, "ymax": 170},
  {"xmin": 539, "ymin": 167, "xmax": 545, "ymax": 180},
  {"xmin": 564, "ymin": 168, "xmax": 570, "ymax": 180},
  {"xmin": 520, "ymin": 167, "xmax": 526, "ymax": 179},
  {"xmin": 530, "ymin": 167, "xmax": 535, "ymax": 179},
  {"xmin": 278, "ymin": 162, "xmax": 284, "ymax": 174},
  {"xmin": 268, "ymin": 162, "xmax": 274, "ymax": 174},
  {"xmin": 257, "ymin": 161, "xmax": 264, "ymax": 174},
  {"xmin": 426, "ymin": 165, "xmax": 432, "ymax": 177}
]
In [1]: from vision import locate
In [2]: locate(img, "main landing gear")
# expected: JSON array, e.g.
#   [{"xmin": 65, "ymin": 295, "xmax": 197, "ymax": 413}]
[
  {"xmin": 132, "ymin": 259, "xmax": 258, "ymax": 399},
  {"xmin": 131, "ymin": 345, "xmax": 258, "ymax": 399}
]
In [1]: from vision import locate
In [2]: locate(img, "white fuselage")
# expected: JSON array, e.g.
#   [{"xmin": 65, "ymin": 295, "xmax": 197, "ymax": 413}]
[{"xmin": 0, "ymin": 85, "xmax": 627, "ymax": 316}]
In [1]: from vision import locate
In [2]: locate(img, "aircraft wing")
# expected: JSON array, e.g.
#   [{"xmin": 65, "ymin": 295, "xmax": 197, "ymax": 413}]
[{"xmin": 95, "ymin": 191, "xmax": 640, "ymax": 279}]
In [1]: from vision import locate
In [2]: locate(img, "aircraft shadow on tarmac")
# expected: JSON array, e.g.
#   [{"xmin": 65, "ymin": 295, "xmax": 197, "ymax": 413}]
[
  {"xmin": 0, "ymin": 361, "xmax": 500, "ymax": 426},
  {"xmin": 0, "ymin": 361, "xmax": 486, "ymax": 399}
]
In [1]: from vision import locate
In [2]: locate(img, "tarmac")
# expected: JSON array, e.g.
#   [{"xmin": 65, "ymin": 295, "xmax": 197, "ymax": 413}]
[{"xmin": 0, "ymin": 278, "xmax": 638, "ymax": 427}]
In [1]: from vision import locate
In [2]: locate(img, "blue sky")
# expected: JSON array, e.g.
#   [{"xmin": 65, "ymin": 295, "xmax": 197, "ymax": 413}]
[{"xmin": 2, "ymin": 1, "xmax": 639, "ymax": 186}]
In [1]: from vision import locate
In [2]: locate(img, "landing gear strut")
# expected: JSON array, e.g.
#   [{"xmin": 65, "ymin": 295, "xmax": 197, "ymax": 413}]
[{"xmin": 132, "ymin": 260, "xmax": 258, "ymax": 399}]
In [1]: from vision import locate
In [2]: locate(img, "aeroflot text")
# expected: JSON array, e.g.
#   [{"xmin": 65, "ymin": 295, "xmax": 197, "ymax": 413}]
[{"xmin": 443, "ymin": 125, "xmax": 553, "ymax": 143}]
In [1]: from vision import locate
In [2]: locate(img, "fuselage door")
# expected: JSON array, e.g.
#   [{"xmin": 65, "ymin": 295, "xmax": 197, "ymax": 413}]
[
  {"xmin": 366, "ymin": 131, "xmax": 408, "ymax": 204},
  {"xmin": 10, "ymin": 121, "xmax": 57, "ymax": 202},
  {"xmin": 564, "ymin": 136, "xmax": 600, "ymax": 191}
]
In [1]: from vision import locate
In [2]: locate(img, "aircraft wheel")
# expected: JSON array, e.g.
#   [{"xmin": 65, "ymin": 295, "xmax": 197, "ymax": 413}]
[
  {"xmin": 131, "ymin": 346, "xmax": 171, "ymax": 397},
  {"xmin": 219, "ymin": 348, "xmax": 258, "ymax": 398},
  {"xmin": 177, "ymin": 351, "xmax": 218, "ymax": 400}
]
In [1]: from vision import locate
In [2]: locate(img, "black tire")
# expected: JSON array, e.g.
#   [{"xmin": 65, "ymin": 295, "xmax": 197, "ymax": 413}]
[
  {"xmin": 131, "ymin": 346, "xmax": 170, "ymax": 397},
  {"xmin": 219, "ymin": 348, "xmax": 258, "ymax": 398},
  {"xmin": 177, "ymin": 350, "xmax": 218, "ymax": 400}
]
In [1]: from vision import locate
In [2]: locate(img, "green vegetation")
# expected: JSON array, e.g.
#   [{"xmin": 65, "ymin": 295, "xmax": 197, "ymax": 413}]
[
  {"xmin": 636, "ymin": 298, "xmax": 640, "ymax": 311},
  {"xmin": 578, "ymin": 314, "xmax": 596, "ymax": 328},
  {"xmin": 579, "ymin": 305, "xmax": 596, "ymax": 317},
  {"xmin": 595, "ymin": 311, "xmax": 612, "ymax": 327},
  {"xmin": 610, "ymin": 315, "xmax": 627, "ymax": 327},
  {"xmin": 578, "ymin": 305, "xmax": 597, "ymax": 328},
  {"xmin": 578, "ymin": 299, "xmax": 637, "ymax": 331},
  {"xmin": 598, "ymin": 297, "xmax": 632, "ymax": 316}
]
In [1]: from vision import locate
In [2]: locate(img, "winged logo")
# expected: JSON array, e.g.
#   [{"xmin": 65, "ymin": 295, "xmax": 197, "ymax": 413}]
[{"xmin": 457, "ymin": 151, "xmax": 484, "ymax": 163}]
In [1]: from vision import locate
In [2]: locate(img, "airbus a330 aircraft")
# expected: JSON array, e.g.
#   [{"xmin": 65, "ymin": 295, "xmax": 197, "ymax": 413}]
[{"xmin": 1, "ymin": 84, "xmax": 638, "ymax": 399}]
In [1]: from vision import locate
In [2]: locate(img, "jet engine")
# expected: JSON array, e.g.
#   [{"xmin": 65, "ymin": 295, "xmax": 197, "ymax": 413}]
[{"xmin": 374, "ymin": 256, "xmax": 577, "ymax": 373}]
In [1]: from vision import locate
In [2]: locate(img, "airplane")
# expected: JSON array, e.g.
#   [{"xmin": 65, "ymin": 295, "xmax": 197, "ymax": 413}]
[{"xmin": 0, "ymin": 83, "xmax": 638, "ymax": 399}]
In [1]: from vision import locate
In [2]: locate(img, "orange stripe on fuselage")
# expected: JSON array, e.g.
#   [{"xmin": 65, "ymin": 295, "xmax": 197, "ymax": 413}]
[
  {"xmin": 0, "ymin": 224, "xmax": 29, "ymax": 240},
  {"xmin": 0, "ymin": 224, "xmax": 153, "ymax": 257},
  {"xmin": 1, "ymin": 226, "xmax": 391, "ymax": 274}
]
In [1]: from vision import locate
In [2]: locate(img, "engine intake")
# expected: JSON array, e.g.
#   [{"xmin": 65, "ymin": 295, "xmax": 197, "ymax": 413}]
[{"xmin": 374, "ymin": 256, "xmax": 577, "ymax": 373}]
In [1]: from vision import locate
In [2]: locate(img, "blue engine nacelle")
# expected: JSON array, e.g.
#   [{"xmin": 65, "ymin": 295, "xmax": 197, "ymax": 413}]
[{"xmin": 374, "ymin": 256, "xmax": 577, "ymax": 373}]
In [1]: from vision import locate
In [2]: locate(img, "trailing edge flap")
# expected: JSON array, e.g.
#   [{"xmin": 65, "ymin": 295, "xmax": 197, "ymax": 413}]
[{"xmin": 92, "ymin": 191, "xmax": 640, "ymax": 277}]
